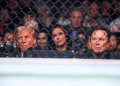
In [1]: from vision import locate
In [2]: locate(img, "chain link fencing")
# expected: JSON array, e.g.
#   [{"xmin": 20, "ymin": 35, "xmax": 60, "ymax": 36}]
[{"xmin": 0, "ymin": 0, "xmax": 120, "ymax": 58}]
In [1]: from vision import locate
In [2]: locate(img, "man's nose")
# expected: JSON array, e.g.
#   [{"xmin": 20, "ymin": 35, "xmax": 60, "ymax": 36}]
[
  {"xmin": 75, "ymin": 18, "xmax": 78, "ymax": 22},
  {"xmin": 22, "ymin": 37, "xmax": 26, "ymax": 43},
  {"xmin": 96, "ymin": 40, "xmax": 100, "ymax": 45},
  {"xmin": 40, "ymin": 40, "xmax": 43, "ymax": 43}
]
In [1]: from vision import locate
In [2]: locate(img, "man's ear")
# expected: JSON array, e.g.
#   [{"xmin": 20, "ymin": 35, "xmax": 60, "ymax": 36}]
[
  {"xmin": 106, "ymin": 41, "xmax": 110, "ymax": 49},
  {"xmin": 33, "ymin": 37, "xmax": 36, "ymax": 44}
]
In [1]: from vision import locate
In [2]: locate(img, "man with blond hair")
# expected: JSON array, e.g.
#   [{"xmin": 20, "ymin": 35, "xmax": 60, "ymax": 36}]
[{"xmin": 14, "ymin": 26, "xmax": 39, "ymax": 57}]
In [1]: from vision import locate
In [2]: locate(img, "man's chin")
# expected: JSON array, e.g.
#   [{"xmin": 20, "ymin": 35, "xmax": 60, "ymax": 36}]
[{"xmin": 20, "ymin": 47, "xmax": 28, "ymax": 52}]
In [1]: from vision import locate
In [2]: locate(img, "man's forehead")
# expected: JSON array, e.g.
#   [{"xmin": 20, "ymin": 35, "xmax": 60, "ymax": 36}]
[
  {"xmin": 38, "ymin": 33, "xmax": 46, "ymax": 37},
  {"xmin": 92, "ymin": 30, "xmax": 107, "ymax": 38},
  {"xmin": 72, "ymin": 11, "xmax": 82, "ymax": 15},
  {"xmin": 17, "ymin": 29, "xmax": 31, "ymax": 36},
  {"xmin": 6, "ymin": 32, "xmax": 12, "ymax": 35}
]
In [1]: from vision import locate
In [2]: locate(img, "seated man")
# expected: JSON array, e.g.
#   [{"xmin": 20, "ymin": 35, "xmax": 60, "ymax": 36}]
[
  {"xmin": 1, "ymin": 30, "xmax": 14, "ymax": 57},
  {"xmin": 85, "ymin": 29, "xmax": 113, "ymax": 59},
  {"xmin": 14, "ymin": 26, "xmax": 40, "ymax": 57},
  {"xmin": 3, "ymin": 31, "xmax": 14, "ymax": 43},
  {"xmin": 69, "ymin": 6, "xmax": 84, "ymax": 38}
]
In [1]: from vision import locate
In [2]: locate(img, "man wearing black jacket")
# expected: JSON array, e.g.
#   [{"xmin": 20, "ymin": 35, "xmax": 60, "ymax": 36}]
[
  {"xmin": 14, "ymin": 26, "xmax": 40, "ymax": 57},
  {"xmin": 85, "ymin": 29, "xmax": 117, "ymax": 59}
]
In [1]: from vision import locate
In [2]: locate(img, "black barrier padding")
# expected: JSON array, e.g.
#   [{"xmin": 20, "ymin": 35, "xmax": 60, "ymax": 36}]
[{"xmin": 25, "ymin": 50, "xmax": 80, "ymax": 58}]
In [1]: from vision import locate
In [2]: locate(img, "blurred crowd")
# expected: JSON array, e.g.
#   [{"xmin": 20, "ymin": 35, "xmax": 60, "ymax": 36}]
[{"xmin": 0, "ymin": 0, "xmax": 120, "ymax": 59}]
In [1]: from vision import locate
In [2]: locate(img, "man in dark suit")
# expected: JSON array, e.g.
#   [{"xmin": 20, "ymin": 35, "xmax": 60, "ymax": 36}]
[
  {"xmin": 69, "ymin": 6, "xmax": 84, "ymax": 39},
  {"xmin": 14, "ymin": 26, "xmax": 40, "ymax": 57},
  {"xmin": 85, "ymin": 29, "xmax": 119, "ymax": 59}
]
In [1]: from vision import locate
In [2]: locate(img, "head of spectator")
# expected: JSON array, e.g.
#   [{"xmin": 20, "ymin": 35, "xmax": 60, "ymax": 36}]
[
  {"xmin": 14, "ymin": 26, "xmax": 36, "ymax": 51},
  {"xmin": 101, "ymin": 1, "xmax": 112, "ymax": 20},
  {"xmin": 88, "ymin": 2, "xmax": 100, "ymax": 19},
  {"xmin": 18, "ymin": 0, "xmax": 32, "ymax": 7},
  {"xmin": 87, "ymin": 36, "xmax": 91, "ymax": 49},
  {"xmin": 118, "ymin": 35, "xmax": 120, "ymax": 51},
  {"xmin": 0, "ymin": 34, "xmax": 4, "ymax": 41},
  {"xmin": 35, "ymin": 1, "xmax": 52, "ymax": 21},
  {"xmin": 109, "ymin": 18, "xmax": 120, "ymax": 32},
  {"xmin": 25, "ymin": 20, "xmax": 40, "ymax": 37},
  {"xmin": 52, "ymin": 26, "xmax": 68, "ymax": 51},
  {"xmin": 73, "ymin": 32, "xmax": 87, "ymax": 52},
  {"xmin": 0, "ymin": 8, "xmax": 10, "ymax": 23},
  {"xmin": 82, "ymin": 0, "xmax": 90, "ymax": 10},
  {"xmin": 37, "ymin": 30, "xmax": 48, "ymax": 49},
  {"xmin": 117, "ymin": 0, "xmax": 120, "ymax": 14},
  {"xmin": 35, "ymin": 1, "xmax": 56, "ymax": 28},
  {"xmin": 3, "ymin": 31, "xmax": 14, "ymax": 43},
  {"xmin": 107, "ymin": 34, "xmax": 118, "ymax": 51},
  {"xmin": 69, "ymin": 7, "xmax": 83, "ymax": 30},
  {"xmin": 9, "ymin": 0, "xmax": 18, "ymax": 10},
  {"xmin": 23, "ymin": 12, "xmax": 37, "ymax": 24},
  {"xmin": 19, "ymin": 8, "xmax": 38, "ymax": 25},
  {"xmin": 90, "ymin": 29, "xmax": 110, "ymax": 59},
  {"xmin": 8, "ymin": 0, "xmax": 20, "ymax": 15}
]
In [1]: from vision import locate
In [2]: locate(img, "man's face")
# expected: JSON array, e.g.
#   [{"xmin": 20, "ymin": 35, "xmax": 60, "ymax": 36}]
[
  {"xmin": 108, "ymin": 35, "xmax": 117, "ymax": 50},
  {"xmin": 9, "ymin": 0, "xmax": 18, "ymax": 9},
  {"xmin": 70, "ymin": 11, "xmax": 83, "ymax": 29},
  {"xmin": 37, "ymin": 33, "xmax": 48, "ymax": 47},
  {"xmin": 23, "ymin": 15, "xmax": 36, "ymax": 23},
  {"xmin": 102, "ymin": 2, "xmax": 111, "ymax": 17},
  {"xmin": 89, "ymin": 3, "xmax": 99, "ymax": 18},
  {"xmin": 17, "ymin": 29, "xmax": 35, "ymax": 51},
  {"xmin": 52, "ymin": 28, "xmax": 66, "ymax": 46},
  {"xmin": 82, "ymin": 0, "xmax": 89, "ymax": 10},
  {"xmin": 0, "ymin": 9, "xmax": 10, "ymax": 22},
  {"xmin": 4, "ymin": 32, "xmax": 14, "ymax": 43},
  {"xmin": 91, "ymin": 30, "xmax": 108, "ymax": 53}
]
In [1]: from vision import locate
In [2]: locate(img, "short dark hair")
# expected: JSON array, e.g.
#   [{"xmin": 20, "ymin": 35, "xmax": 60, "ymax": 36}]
[{"xmin": 90, "ymin": 28, "xmax": 111, "ymax": 42}]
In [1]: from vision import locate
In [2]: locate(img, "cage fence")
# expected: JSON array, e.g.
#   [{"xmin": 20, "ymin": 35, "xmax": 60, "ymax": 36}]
[{"xmin": 0, "ymin": 0, "xmax": 120, "ymax": 58}]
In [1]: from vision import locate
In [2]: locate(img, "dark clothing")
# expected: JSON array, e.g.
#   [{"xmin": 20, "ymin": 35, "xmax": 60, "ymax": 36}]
[
  {"xmin": 84, "ymin": 50, "xmax": 119, "ymax": 59},
  {"xmin": 13, "ymin": 47, "xmax": 42, "ymax": 57},
  {"xmin": 64, "ymin": 25, "xmax": 84, "ymax": 39},
  {"xmin": 53, "ymin": 44, "xmax": 72, "ymax": 51}
]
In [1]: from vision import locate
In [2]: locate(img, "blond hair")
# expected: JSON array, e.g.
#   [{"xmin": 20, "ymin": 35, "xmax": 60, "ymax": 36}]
[{"xmin": 14, "ymin": 26, "xmax": 35, "ymax": 38}]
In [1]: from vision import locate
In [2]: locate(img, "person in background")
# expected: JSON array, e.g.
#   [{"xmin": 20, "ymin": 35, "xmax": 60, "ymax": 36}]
[
  {"xmin": 3, "ymin": 31, "xmax": 14, "ymax": 43},
  {"xmin": 25, "ymin": 20, "xmax": 40, "ymax": 37},
  {"xmin": 73, "ymin": 32, "xmax": 87, "ymax": 53},
  {"xmin": 37, "ymin": 30, "xmax": 50, "ymax": 50},
  {"xmin": 35, "ymin": 1, "xmax": 56, "ymax": 30},
  {"xmin": 81, "ymin": 0, "xmax": 90, "ymax": 19},
  {"xmin": 57, "ymin": 5, "xmax": 70, "ymax": 26},
  {"xmin": 83, "ymin": 2, "xmax": 108, "ymax": 35},
  {"xmin": 52, "ymin": 26, "xmax": 72, "ymax": 51},
  {"xmin": 24, "ymin": 20, "xmax": 40, "ymax": 48},
  {"xmin": 109, "ymin": 18, "xmax": 120, "ymax": 32},
  {"xmin": 19, "ymin": 9, "xmax": 38, "ymax": 25},
  {"xmin": 100, "ymin": 1, "xmax": 112, "ymax": 25},
  {"xmin": 8, "ymin": 0, "xmax": 21, "ymax": 26},
  {"xmin": 0, "ymin": 24, "xmax": 4, "ymax": 41},
  {"xmin": 2, "ymin": 30, "xmax": 14, "ymax": 57},
  {"xmin": 69, "ymin": 6, "xmax": 84, "ymax": 38},
  {"xmin": 107, "ymin": 33, "xmax": 118, "ymax": 51},
  {"xmin": 0, "ymin": 8, "xmax": 15, "ymax": 31}
]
